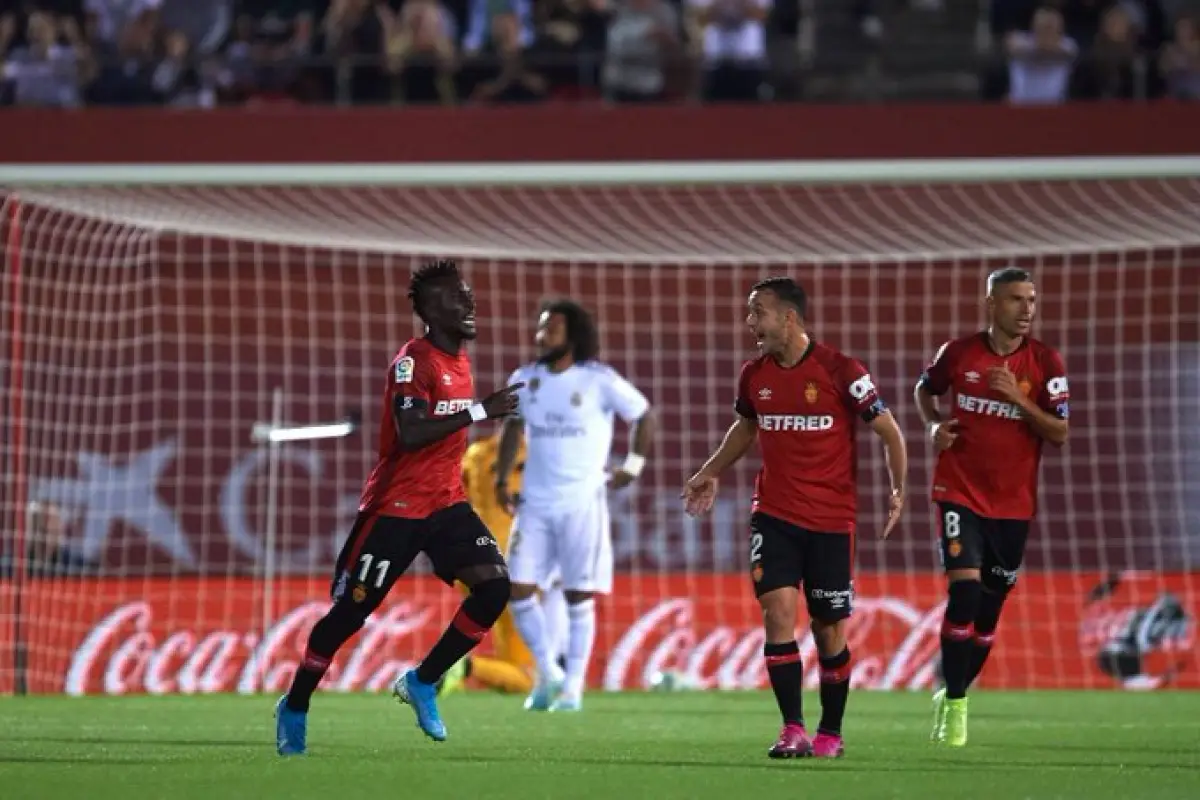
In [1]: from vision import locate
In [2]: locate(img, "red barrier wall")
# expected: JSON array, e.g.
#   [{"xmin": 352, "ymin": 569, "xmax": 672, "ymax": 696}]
[
  {"xmin": 1, "ymin": 104, "xmax": 1198, "ymax": 163},
  {"xmin": 1, "ymin": 572, "xmax": 1196, "ymax": 695}
]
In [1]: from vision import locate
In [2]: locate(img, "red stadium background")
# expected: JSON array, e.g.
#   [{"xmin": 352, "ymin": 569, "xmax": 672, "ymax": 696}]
[{"xmin": 2, "ymin": 104, "xmax": 1198, "ymax": 694}]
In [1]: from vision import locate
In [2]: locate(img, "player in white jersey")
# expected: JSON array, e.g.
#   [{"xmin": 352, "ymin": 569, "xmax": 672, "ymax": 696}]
[{"xmin": 495, "ymin": 299, "xmax": 655, "ymax": 712}]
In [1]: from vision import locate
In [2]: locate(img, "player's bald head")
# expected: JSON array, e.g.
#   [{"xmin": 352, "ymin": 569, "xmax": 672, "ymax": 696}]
[{"xmin": 987, "ymin": 267, "xmax": 1033, "ymax": 297}]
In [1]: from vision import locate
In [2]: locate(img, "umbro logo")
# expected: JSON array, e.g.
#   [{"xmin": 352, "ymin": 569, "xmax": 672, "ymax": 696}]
[
  {"xmin": 758, "ymin": 387, "xmax": 772, "ymax": 400},
  {"xmin": 442, "ymin": 374, "xmax": 452, "ymax": 385},
  {"xmin": 964, "ymin": 371, "xmax": 980, "ymax": 383}
]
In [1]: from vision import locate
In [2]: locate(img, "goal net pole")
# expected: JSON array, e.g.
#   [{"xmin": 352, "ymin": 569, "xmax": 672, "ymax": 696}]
[
  {"xmin": 249, "ymin": 392, "xmax": 360, "ymax": 692},
  {"xmin": 1, "ymin": 156, "xmax": 1197, "ymax": 696}
]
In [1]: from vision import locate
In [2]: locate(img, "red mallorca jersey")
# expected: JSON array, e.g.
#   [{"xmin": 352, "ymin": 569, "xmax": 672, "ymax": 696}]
[
  {"xmin": 736, "ymin": 341, "xmax": 887, "ymax": 534},
  {"xmin": 919, "ymin": 332, "xmax": 1069, "ymax": 520},
  {"xmin": 358, "ymin": 338, "xmax": 474, "ymax": 518}
]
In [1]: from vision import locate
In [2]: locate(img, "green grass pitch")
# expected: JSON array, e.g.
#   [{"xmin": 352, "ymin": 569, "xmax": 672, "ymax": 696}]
[{"xmin": 2, "ymin": 691, "xmax": 1198, "ymax": 800}]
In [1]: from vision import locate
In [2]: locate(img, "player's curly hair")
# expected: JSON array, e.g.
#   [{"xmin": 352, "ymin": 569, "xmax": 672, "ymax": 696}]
[
  {"xmin": 541, "ymin": 298, "xmax": 600, "ymax": 363},
  {"xmin": 752, "ymin": 276, "xmax": 808, "ymax": 320},
  {"xmin": 408, "ymin": 259, "xmax": 461, "ymax": 320}
]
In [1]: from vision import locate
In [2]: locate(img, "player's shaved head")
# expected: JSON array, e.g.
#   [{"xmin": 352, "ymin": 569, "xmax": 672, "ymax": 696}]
[
  {"xmin": 751, "ymin": 276, "xmax": 808, "ymax": 321},
  {"xmin": 986, "ymin": 267, "xmax": 1032, "ymax": 296},
  {"xmin": 537, "ymin": 298, "xmax": 599, "ymax": 364}
]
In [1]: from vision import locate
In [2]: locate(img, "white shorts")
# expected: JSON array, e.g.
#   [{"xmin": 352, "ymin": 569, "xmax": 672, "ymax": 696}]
[{"xmin": 508, "ymin": 489, "xmax": 612, "ymax": 594}]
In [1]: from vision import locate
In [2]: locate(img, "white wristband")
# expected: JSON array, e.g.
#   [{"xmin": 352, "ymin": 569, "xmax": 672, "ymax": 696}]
[
  {"xmin": 468, "ymin": 403, "xmax": 488, "ymax": 422},
  {"xmin": 621, "ymin": 453, "xmax": 646, "ymax": 478}
]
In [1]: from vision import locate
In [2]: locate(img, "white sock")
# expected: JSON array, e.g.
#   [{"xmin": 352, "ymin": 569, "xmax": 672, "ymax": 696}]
[
  {"xmin": 510, "ymin": 595, "xmax": 561, "ymax": 682},
  {"xmin": 542, "ymin": 583, "xmax": 569, "ymax": 666},
  {"xmin": 563, "ymin": 598, "xmax": 596, "ymax": 698}
]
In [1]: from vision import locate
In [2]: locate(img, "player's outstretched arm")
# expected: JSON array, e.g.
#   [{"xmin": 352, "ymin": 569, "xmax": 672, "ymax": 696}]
[
  {"xmin": 868, "ymin": 411, "xmax": 908, "ymax": 539},
  {"xmin": 395, "ymin": 383, "xmax": 524, "ymax": 452},
  {"xmin": 682, "ymin": 416, "xmax": 757, "ymax": 517}
]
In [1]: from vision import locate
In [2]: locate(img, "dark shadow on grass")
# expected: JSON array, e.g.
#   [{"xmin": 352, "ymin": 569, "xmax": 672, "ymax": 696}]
[
  {"xmin": 0, "ymin": 755, "xmax": 168, "ymax": 765},
  {"xmin": 0, "ymin": 735, "xmax": 264, "ymax": 748}
]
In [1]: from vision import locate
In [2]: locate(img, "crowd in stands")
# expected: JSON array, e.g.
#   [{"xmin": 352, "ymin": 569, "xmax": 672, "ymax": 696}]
[
  {"xmin": 0, "ymin": 0, "xmax": 1197, "ymax": 106},
  {"xmin": 987, "ymin": 0, "xmax": 1200, "ymax": 101}
]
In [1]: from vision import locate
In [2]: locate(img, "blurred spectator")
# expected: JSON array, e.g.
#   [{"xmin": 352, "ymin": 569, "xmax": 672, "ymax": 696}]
[
  {"xmin": 1071, "ymin": 3, "xmax": 1142, "ymax": 98},
  {"xmin": 314, "ymin": 0, "xmax": 387, "ymax": 103},
  {"xmin": 463, "ymin": 8, "xmax": 546, "ymax": 101},
  {"xmin": 85, "ymin": 7, "xmax": 159, "ymax": 105},
  {"xmin": 151, "ymin": 27, "xmax": 214, "ymax": 106},
  {"xmin": 1005, "ymin": 5, "xmax": 1078, "ymax": 103},
  {"xmin": 603, "ymin": 0, "xmax": 678, "ymax": 102},
  {"xmin": 1160, "ymin": 13, "xmax": 1200, "ymax": 98},
  {"xmin": 160, "ymin": 0, "xmax": 233, "ymax": 56},
  {"xmin": 533, "ymin": 0, "xmax": 610, "ymax": 97},
  {"xmin": 1116, "ymin": 0, "xmax": 1168, "ymax": 50},
  {"xmin": 85, "ymin": 0, "xmax": 161, "ymax": 46},
  {"xmin": 463, "ymin": 0, "xmax": 534, "ymax": 54},
  {"xmin": 384, "ymin": 0, "xmax": 458, "ymax": 103},
  {"xmin": 1, "ymin": 9, "xmax": 81, "ymax": 106},
  {"xmin": 686, "ymin": 0, "xmax": 772, "ymax": 101}
]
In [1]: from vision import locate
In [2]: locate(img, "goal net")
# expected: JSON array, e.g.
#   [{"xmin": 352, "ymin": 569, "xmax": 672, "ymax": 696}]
[{"xmin": 2, "ymin": 159, "xmax": 1198, "ymax": 696}]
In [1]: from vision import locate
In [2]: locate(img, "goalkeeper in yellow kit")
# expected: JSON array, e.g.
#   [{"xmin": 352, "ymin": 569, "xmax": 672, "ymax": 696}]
[{"xmin": 440, "ymin": 430, "xmax": 568, "ymax": 694}]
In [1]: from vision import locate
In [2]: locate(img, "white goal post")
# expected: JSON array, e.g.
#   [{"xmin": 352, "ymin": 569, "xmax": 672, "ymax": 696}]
[{"xmin": 1, "ymin": 156, "xmax": 1198, "ymax": 697}]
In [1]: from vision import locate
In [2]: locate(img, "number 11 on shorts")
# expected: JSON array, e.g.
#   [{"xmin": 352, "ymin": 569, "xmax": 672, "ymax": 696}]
[{"xmin": 358, "ymin": 553, "xmax": 391, "ymax": 588}]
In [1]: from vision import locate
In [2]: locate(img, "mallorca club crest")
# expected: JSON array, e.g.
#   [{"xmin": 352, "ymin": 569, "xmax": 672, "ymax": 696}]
[
  {"xmin": 1017, "ymin": 376, "xmax": 1033, "ymax": 397},
  {"xmin": 570, "ymin": 392, "xmax": 582, "ymax": 407},
  {"xmin": 352, "ymin": 584, "xmax": 368, "ymax": 603},
  {"xmin": 529, "ymin": 377, "xmax": 540, "ymax": 392},
  {"xmin": 804, "ymin": 381, "xmax": 819, "ymax": 404}
]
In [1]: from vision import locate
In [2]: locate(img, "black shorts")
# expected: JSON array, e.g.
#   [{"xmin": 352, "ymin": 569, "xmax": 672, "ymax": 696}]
[
  {"xmin": 330, "ymin": 502, "xmax": 505, "ymax": 611},
  {"xmin": 749, "ymin": 512, "xmax": 854, "ymax": 622},
  {"xmin": 936, "ymin": 502, "xmax": 1029, "ymax": 594}
]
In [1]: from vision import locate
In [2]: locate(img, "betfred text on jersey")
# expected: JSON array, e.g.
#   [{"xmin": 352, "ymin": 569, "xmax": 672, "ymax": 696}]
[
  {"xmin": 434, "ymin": 398, "xmax": 474, "ymax": 416},
  {"xmin": 757, "ymin": 414, "xmax": 835, "ymax": 431},
  {"xmin": 956, "ymin": 394, "xmax": 1024, "ymax": 420}
]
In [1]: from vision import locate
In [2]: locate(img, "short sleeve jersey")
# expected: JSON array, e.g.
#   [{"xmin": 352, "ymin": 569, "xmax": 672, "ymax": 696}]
[
  {"xmin": 736, "ymin": 340, "xmax": 887, "ymax": 534},
  {"xmin": 918, "ymin": 332, "xmax": 1070, "ymax": 520},
  {"xmin": 508, "ymin": 361, "xmax": 650, "ymax": 512},
  {"xmin": 358, "ymin": 338, "xmax": 475, "ymax": 518}
]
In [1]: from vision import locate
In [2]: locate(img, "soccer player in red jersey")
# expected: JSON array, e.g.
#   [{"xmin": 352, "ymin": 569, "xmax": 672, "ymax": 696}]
[
  {"xmin": 276, "ymin": 260, "xmax": 524, "ymax": 755},
  {"xmin": 915, "ymin": 267, "xmax": 1070, "ymax": 747},
  {"xmin": 682, "ymin": 277, "xmax": 908, "ymax": 760}
]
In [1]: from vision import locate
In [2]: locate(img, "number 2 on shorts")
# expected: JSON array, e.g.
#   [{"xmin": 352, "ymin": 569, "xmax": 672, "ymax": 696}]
[{"xmin": 750, "ymin": 532, "xmax": 764, "ymax": 563}]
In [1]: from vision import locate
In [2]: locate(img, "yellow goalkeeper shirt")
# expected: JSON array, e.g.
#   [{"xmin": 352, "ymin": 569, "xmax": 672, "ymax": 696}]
[{"xmin": 462, "ymin": 432, "xmax": 525, "ymax": 548}]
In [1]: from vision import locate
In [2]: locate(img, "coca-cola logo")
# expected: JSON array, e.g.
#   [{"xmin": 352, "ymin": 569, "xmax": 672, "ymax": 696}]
[
  {"xmin": 602, "ymin": 597, "xmax": 946, "ymax": 691},
  {"xmin": 64, "ymin": 600, "xmax": 435, "ymax": 696}
]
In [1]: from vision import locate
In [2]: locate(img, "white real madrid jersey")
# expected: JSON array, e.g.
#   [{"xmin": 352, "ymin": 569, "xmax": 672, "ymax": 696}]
[{"xmin": 508, "ymin": 361, "xmax": 649, "ymax": 511}]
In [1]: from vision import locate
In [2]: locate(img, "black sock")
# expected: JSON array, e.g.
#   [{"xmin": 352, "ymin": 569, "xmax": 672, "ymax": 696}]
[
  {"xmin": 286, "ymin": 606, "xmax": 365, "ymax": 712},
  {"xmin": 967, "ymin": 589, "xmax": 1005, "ymax": 687},
  {"xmin": 764, "ymin": 641, "xmax": 804, "ymax": 726},
  {"xmin": 941, "ymin": 580, "xmax": 981, "ymax": 700},
  {"xmin": 415, "ymin": 605, "xmax": 489, "ymax": 684},
  {"xmin": 817, "ymin": 648, "xmax": 852, "ymax": 736}
]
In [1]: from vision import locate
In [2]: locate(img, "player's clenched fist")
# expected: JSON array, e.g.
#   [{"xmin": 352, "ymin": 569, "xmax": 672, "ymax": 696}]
[
  {"xmin": 928, "ymin": 418, "xmax": 959, "ymax": 451},
  {"xmin": 681, "ymin": 471, "xmax": 718, "ymax": 517},
  {"xmin": 482, "ymin": 382, "xmax": 525, "ymax": 418}
]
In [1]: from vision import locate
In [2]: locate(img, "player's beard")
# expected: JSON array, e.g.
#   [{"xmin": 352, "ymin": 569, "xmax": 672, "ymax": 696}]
[{"xmin": 538, "ymin": 344, "xmax": 572, "ymax": 365}]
